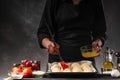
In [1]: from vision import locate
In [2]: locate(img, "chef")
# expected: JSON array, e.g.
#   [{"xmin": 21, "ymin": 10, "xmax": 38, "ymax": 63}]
[{"xmin": 37, "ymin": 0, "xmax": 107, "ymax": 63}]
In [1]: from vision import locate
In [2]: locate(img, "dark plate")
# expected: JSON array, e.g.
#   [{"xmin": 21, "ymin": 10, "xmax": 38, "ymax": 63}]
[{"xmin": 45, "ymin": 72, "xmax": 98, "ymax": 78}]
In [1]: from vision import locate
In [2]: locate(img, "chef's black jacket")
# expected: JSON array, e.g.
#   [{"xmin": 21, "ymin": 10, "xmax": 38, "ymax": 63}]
[{"xmin": 37, "ymin": 0, "xmax": 107, "ymax": 63}]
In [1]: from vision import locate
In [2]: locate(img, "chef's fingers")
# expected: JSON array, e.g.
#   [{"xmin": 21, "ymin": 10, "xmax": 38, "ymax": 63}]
[
  {"xmin": 92, "ymin": 39, "xmax": 102, "ymax": 47},
  {"xmin": 52, "ymin": 43, "xmax": 60, "ymax": 55},
  {"xmin": 48, "ymin": 44, "xmax": 59, "ymax": 55},
  {"xmin": 55, "ymin": 43, "xmax": 60, "ymax": 49},
  {"xmin": 48, "ymin": 44, "xmax": 55, "ymax": 54},
  {"xmin": 97, "ymin": 39, "xmax": 102, "ymax": 47},
  {"xmin": 92, "ymin": 40, "xmax": 102, "ymax": 53},
  {"xmin": 96, "ymin": 46, "xmax": 102, "ymax": 53},
  {"xmin": 54, "ymin": 47, "xmax": 60, "ymax": 55},
  {"xmin": 92, "ymin": 44, "xmax": 101, "ymax": 53}
]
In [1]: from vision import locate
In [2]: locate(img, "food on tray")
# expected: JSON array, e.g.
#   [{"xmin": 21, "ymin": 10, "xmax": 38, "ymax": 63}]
[
  {"xmin": 63, "ymin": 68, "xmax": 72, "ymax": 72},
  {"xmin": 81, "ymin": 63, "xmax": 93, "ymax": 72},
  {"xmin": 51, "ymin": 67, "xmax": 61, "ymax": 72},
  {"xmin": 59, "ymin": 61, "xmax": 69, "ymax": 70},
  {"xmin": 72, "ymin": 67, "xmax": 83, "ymax": 72},
  {"xmin": 51, "ymin": 64, "xmax": 60, "ymax": 69},
  {"xmin": 51, "ymin": 63, "xmax": 61, "ymax": 72},
  {"xmin": 49, "ymin": 61, "xmax": 95, "ymax": 72},
  {"xmin": 71, "ymin": 62, "xmax": 83, "ymax": 72},
  {"xmin": 71, "ymin": 62, "xmax": 81, "ymax": 68}
]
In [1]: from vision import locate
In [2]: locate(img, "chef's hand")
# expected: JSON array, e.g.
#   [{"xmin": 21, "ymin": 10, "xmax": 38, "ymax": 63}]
[
  {"xmin": 92, "ymin": 39, "xmax": 102, "ymax": 53},
  {"xmin": 42, "ymin": 38, "xmax": 60, "ymax": 55}
]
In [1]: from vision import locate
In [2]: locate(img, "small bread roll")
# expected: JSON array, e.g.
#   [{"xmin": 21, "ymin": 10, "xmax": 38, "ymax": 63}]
[
  {"xmin": 71, "ymin": 62, "xmax": 81, "ymax": 68},
  {"xmin": 81, "ymin": 63, "xmax": 93, "ymax": 72},
  {"xmin": 51, "ymin": 64, "xmax": 61, "ymax": 72},
  {"xmin": 72, "ymin": 66, "xmax": 83, "ymax": 72},
  {"xmin": 51, "ymin": 64, "xmax": 60, "ymax": 70},
  {"xmin": 63, "ymin": 68, "xmax": 72, "ymax": 72},
  {"xmin": 71, "ymin": 62, "xmax": 83, "ymax": 72},
  {"xmin": 51, "ymin": 67, "xmax": 61, "ymax": 72}
]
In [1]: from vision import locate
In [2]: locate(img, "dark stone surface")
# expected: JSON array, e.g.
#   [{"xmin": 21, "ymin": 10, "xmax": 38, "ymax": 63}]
[{"xmin": 0, "ymin": 0, "xmax": 120, "ymax": 79}]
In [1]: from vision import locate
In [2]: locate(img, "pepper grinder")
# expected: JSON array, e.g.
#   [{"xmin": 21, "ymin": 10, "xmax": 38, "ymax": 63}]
[{"xmin": 115, "ymin": 52, "xmax": 120, "ymax": 72}]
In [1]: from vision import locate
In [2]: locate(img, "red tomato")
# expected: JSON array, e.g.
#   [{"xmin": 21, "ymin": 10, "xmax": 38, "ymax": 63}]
[
  {"xmin": 60, "ymin": 61, "xmax": 69, "ymax": 70},
  {"xmin": 32, "ymin": 63, "xmax": 40, "ymax": 70},
  {"xmin": 11, "ymin": 67, "xmax": 23, "ymax": 74},
  {"xmin": 23, "ymin": 67, "xmax": 32, "ymax": 78},
  {"xmin": 25, "ymin": 61, "xmax": 32, "ymax": 67}
]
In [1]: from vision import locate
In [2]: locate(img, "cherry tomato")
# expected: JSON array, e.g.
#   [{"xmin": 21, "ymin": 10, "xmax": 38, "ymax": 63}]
[
  {"xmin": 32, "ymin": 63, "xmax": 40, "ymax": 70},
  {"xmin": 25, "ymin": 61, "xmax": 32, "ymax": 67},
  {"xmin": 11, "ymin": 66, "xmax": 23, "ymax": 74},
  {"xmin": 22, "ymin": 59, "xmax": 28, "ymax": 65},
  {"xmin": 23, "ymin": 67, "xmax": 32, "ymax": 78}
]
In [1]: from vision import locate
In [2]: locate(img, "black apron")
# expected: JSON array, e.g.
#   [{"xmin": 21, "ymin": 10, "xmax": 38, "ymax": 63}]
[{"xmin": 48, "ymin": 44, "xmax": 95, "ymax": 64}]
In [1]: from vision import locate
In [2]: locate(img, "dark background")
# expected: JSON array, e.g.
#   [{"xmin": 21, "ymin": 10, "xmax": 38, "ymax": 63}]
[{"xmin": 0, "ymin": 0, "xmax": 120, "ymax": 78}]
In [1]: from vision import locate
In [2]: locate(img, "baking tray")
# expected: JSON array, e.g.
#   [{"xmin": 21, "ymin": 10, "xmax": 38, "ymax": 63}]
[
  {"xmin": 46, "ymin": 60, "xmax": 98, "ymax": 78},
  {"xmin": 46, "ymin": 72, "xmax": 98, "ymax": 78}
]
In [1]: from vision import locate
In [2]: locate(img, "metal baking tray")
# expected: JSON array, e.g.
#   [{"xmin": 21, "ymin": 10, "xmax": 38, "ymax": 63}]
[
  {"xmin": 46, "ymin": 60, "xmax": 98, "ymax": 78},
  {"xmin": 46, "ymin": 72, "xmax": 98, "ymax": 78}
]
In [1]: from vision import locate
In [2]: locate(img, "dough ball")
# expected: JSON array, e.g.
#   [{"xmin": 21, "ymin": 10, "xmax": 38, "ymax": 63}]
[
  {"xmin": 51, "ymin": 64, "xmax": 60, "ymax": 70},
  {"xmin": 63, "ymin": 68, "xmax": 72, "ymax": 72},
  {"xmin": 71, "ymin": 62, "xmax": 81, "ymax": 68},
  {"xmin": 72, "ymin": 66, "xmax": 83, "ymax": 72},
  {"xmin": 51, "ymin": 63, "xmax": 61, "ymax": 72},
  {"xmin": 81, "ymin": 63, "xmax": 93, "ymax": 72},
  {"xmin": 51, "ymin": 67, "xmax": 61, "ymax": 72},
  {"xmin": 70, "ymin": 62, "xmax": 83, "ymax": 72}
]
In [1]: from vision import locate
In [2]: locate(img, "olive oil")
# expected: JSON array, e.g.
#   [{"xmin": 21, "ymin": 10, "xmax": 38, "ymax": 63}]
[
  {"xmin": 102, "ymin": 61, "xmax": 114, "ymax": 70},
  {"xmin": 101, "ymin": 47, "xmax": 114, "ymax": 74}
]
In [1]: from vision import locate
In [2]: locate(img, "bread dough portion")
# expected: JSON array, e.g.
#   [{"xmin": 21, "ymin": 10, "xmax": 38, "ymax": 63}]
[
  {"xmin": 71, "ymin": 62, "xmax": 83, "ymax": 72},
  {"xmin": 51, "ymin": 64, "xmax": 61, "ymax": 72},
  {"xmin": 51, "ymin": 64, "xmax": 60, "ymax": 69},
  {"xmin": 72, "ymin": 66, "xmax": 83, "ymax": 72},
  {"xmin": 63, "ymin": 68, "xmax": 72, "ymax": 72},
  {"xmin": 71, "ymin": 63, "xmax": 81, "ymax": 68},
  {"xmin": 81, "ymin": 63, "xmax": 93, "ymax": 72},
  {"xmin": 51, "ymin": 67, "xmax": 61, "ymax": 72},
  {"xmin": 50, "ymin": 62, "xmax": 94, "ymax": 72}
]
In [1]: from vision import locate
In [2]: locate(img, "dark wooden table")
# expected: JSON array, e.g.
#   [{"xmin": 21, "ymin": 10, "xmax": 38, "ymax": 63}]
[{"xmin": 14, "ymin": 74, "xmax": 120, "ymax": 80}]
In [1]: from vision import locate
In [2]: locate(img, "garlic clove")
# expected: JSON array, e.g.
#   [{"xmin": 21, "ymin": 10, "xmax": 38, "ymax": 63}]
[{"xmin": 111, "ymin": 69, "xmax": 120, "ymax": 77}]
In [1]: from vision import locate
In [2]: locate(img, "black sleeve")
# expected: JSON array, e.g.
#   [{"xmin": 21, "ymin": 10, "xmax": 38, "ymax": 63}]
[
  {"xmin": 91, "ymin": 0, "xmax": 107, "ymax": 46},
  {"xmin": 37, "ymin": 0, "xmax": 55, "ymax": 48}
]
